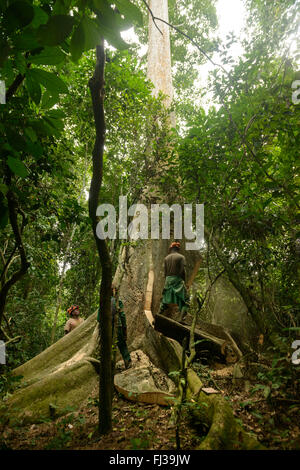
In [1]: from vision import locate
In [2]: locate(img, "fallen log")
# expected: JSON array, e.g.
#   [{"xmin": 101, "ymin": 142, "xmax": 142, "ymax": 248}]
[{"xmin": 154, "ymin": 313, "xmax": 242, "ymax": 363}]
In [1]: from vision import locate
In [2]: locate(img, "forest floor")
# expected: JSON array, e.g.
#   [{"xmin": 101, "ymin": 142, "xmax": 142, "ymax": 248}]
[{"xmin": 1, "ymin": 360, "xmax": 299, "ymax": 451}]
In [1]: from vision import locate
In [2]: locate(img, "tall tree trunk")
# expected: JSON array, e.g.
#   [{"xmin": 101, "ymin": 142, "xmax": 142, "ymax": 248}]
[
  {"xmin": 88, "ymin": 43, "xmax": 113, "ymax": 436},
  {"xmin": 147, "ymin": 0, "xmax": 173, "ymax": 107}
]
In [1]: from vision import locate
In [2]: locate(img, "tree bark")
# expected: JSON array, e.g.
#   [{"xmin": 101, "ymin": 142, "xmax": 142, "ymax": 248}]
[
  {"xmin": 147, "ymin": 0, "xmax": 173, "ymax": 107},
  {"xmin": 88, "ymin": 43, "xmax": 113, "ymax": 436}
]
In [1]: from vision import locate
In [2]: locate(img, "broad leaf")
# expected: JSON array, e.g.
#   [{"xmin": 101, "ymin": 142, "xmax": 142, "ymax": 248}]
[
  {"xmin": 13, "ymin": 29, "xmax": 40, "ymax": 51},
  {"xmin": 43, "ymin": 109, "xmax": 66, "ymax": 137},
  {"xmin": 97, "ymin": 16, "xmax": 129, "ymax": 50},
  {"xmin": 26, "ymin": 70, "xmax": 42, "ymax": 104},
  {"xmin": 7, "ymin": 156, "xmax": 29, "ymax": 178},
  {"xmin": 0, "ymin": 183, "xmax": 8, "ymax": 196},
  {"xmin": 3, "ymin": 1, "xmax": 34, "ymax": 32},
  {"xmin": 93, "ymin": 1, "xmax": 130, "ymax": 49},
  {"xmin": 82, "ymin": 18, "xmax": 103, "ymax": 50},
  {"xmin": 31, "ymin": 6, "xmax": 49, "ymax": 28},
  {"xmin": 70, "ymin": 23, "xmax": 85, "ymax": 62},
  {"xmin": 27, "ymin": 68, "xmax": 68, "ymax": 94},
  {"xmin": 30, "ymin": 46, "xmax": 66, "ymax": 65},
  {"xmin": 114, "ymin": 0, "xmax": 143, "ymax": 27},
  {"xmin": 41, "ymin": 90, "xmax": 59, "ymax": 109},
  {"xmin": 37, "ymin": 15, "xmax": 75, "ymax": 46},
  {"xmin": 24, "ymin": 127, "xmax": 38, "ymax": 142}
]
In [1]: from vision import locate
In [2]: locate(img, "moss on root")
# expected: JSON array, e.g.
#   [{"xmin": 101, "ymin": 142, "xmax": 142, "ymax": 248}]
[
  {"xmin": 186, "ymin": 364, "xmax": 265, "ymax": 449},
  {"xmin": 1, "ymin": 313, "xmax": 265, "ymax": 449},
  {"xmin": 7, "ymin": 361, "xmax": 98, "ymax": 425},
  {"xmin": 13, "ymin": 312, "xmax": 97, "ymax": 387},
  {"xmin": 1, "ymin": 313, "xmax": 99, "ymax": 426},
  {"xmin": 145, "ymin": 325, "xmax": 265, "ymax": 450}
]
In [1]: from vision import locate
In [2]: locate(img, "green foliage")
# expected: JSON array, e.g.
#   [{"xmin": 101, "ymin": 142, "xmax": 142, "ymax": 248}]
[
  {"xmin": 164, "ymin": 9, "xmax": 300, "ymax": 338},
  {"xmin": 0, "ymin": 0, "xmax": 151, "ymax": 362},
  {"xmin": 44, "ymin": 415, "xmax": 74, "ymax": 449},
  {"xmin": 43, "ymin": 410, "xmax": 87, "ymax": 449},
  {"xmin": 251, "ymin": 339, "xmax": 300, "ymax": 401},
  {"xmin": 0, "ymin": 371, "xmax": 23, "ymax": 398},
  {"xmin": 129, "ymin": 436, "xmax": 150, "ymax": 450}
]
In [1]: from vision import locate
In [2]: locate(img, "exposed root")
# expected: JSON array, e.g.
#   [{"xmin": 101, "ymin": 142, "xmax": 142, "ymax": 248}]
[{"xmin": 186, "ymin": 362, "xmax": 265, "ymax": 449}]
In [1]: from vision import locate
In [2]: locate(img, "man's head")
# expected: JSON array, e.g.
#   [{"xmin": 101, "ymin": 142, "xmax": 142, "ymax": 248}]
[
  {"xmin": 169, "ymin": 241, "xmax": 181, "ymax": 253},
  {"xmin": 67, "ymin": 305, "xmax": 80, "ymax": 318}
]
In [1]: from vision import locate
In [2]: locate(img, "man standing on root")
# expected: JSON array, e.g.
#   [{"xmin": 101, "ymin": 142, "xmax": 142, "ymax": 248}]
[
  {"xmin": 98, "ymin": 285, "xmax": 132, "ymax": 369},
  {"xmin": 159, "ymin": 241, "xmax": 189, "ymax": 322},
  {"xmin": 64, "ymin": 305, "xmax": 84, "ymax": 334}
]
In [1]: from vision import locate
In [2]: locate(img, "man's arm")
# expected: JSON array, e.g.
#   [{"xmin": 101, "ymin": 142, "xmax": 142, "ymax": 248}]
[{"xmin": 64, "ymin": 319, "xmax": 71, "ymax": 335}]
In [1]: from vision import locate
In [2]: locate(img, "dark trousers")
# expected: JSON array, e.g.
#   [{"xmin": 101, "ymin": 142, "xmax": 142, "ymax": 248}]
[{"xmin": 117, "ymin": 327, "xmax": 131, "ymax": 363}]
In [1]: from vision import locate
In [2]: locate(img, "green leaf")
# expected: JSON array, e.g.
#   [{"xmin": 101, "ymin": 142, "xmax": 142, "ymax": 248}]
[
  {"xmin": 53, "ymin": 0, "xmax": 71, "ymax": 15},
  {"xmin": 7, "ymin": 156, "xmax": 29, "ymax": 178},
  {"xmin": 31, "ymin": 6, "xmax": 49, "ymax": 28},
  {"xmin": 26, "ymin": 70, "xmax": 42, "ymax": 104},
  {"xmin": 92, "ymin": 0, "xmax": 106, "ymax": 13},
  {"xmin": 28, "ymin": 68, "xmax": 68, "ymax": 94},
  {"xmin": 93, "ymin": 2, "xmax": 130, "ymax": 49},
  {"xmin": 15, "ymin": 52, "xmax": 27, "ymax": 74},
  {"xmin": 82, "ymin": 18, "xmax": 102, "ymax": 50},
  {"xmin": 37, "ymin": 15, "xmax": 75, "ymax": 46},
  {"xmin": 3, "ymin": 1, "xmax": 34, "ymax": 32},
  {"xmin": 41, "ymin": 90, "xmax": 59, "ymax": 109},
  {"xmin": 43, "ymin": 109, "xmax": 66, "ymax": 136},
  {"xmin": 13, "ymin": 30, "xmax": 40, "ymax": 51},
  {"xmin": 70, "ymin": 23, "xmax": 85, "ymax": 62},
  {"xmin": 0, "ymin": 183, "xmax": 8, "ymax": 196},
  {"xmin": 30, "ymin": 47, "xmax": 66, "ymax": 65},
  {"xmin": 29, "ymin": 119, "xmax": 53, "ymax": 137},
  {"xmin": 114, "ymin": 0, "xmax": 143, "ymax": 27},
  {"xmin": 24, "ymin": 127, "xmax": 37, "ymax": 142},
  {"xmin": 96, "ymin": 16, "xmax": 129, "ymax": 50},
  {"xmin": 46, "ymin": 109, "xmax": 65, "ymax": 120},
  {"xmin": 283, "ymin": 327, "xmax": 300, "ymax": 331},
  {"xmin": 25, "ymin": 140, "xmax": 43, "ymax": 159}
]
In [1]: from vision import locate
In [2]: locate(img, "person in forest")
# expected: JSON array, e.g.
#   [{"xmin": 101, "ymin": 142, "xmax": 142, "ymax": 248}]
[
  {"xmin": 97, "ymin": 285, "xmax": 132, "ymax": 369},
  {"xmin": 159, "ymin": 241, "xmax": 189, "ymax": 322},
  {"xmin": 64, "ymin": 305, "xmax": 84, "ymax": 334}
]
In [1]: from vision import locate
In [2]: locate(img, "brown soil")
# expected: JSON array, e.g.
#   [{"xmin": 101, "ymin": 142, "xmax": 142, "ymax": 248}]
[
  {"xmin": 1, "ymin": 361, "xmax": 299, "ymax": 451},
  {"xmin": 1, "ymin": 392, "xmax": 200, "ymax": 450}
]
